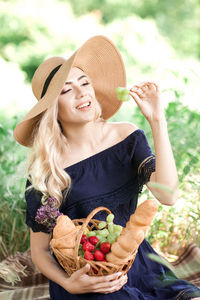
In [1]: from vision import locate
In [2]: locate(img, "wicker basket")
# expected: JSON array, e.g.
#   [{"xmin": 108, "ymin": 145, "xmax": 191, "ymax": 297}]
[{"xmin": 50, "ymin": 206, "xmax": 137, "ymax": 276}]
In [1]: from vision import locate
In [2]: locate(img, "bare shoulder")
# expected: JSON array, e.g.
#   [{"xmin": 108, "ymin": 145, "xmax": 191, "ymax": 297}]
[{"xmin": 108, "ymin": 121, "xmax": 138, "ymax": 140}]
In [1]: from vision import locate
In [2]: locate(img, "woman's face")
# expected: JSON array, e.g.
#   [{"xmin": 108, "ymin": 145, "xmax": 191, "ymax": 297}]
[{"xmin": 57, "ymin": 67, "xmax": 99, "ymax": 125}]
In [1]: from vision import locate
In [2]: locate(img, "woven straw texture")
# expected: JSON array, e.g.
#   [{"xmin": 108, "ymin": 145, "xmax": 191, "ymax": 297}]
[{"xmin": 50, "ymin": 206, "xmax": 137, "ymax": 276}]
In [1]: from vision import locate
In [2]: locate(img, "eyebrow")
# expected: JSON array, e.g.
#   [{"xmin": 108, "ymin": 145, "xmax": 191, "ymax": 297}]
[{"xmin": 65, "ymin": 75, "xmax": 87, "ymax": 85}]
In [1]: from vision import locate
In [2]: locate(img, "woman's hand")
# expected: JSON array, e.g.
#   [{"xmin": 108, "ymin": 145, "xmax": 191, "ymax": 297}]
[
  {"xmin": 64, "ymin": 264, "xmax": 128, "ymax": 294},
  {"xmin": 129, "ymin": 81, "xmax": 165, "ymax": 124}
]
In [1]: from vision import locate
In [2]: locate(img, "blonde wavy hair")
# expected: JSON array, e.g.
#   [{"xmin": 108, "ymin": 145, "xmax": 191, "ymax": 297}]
[{"xmin": 25, "ymin": 98, "xmax": 104, "ymax": 208}]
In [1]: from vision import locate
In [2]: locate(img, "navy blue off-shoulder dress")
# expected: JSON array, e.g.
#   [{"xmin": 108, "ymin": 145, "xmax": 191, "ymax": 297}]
[{"xmin": 25, "ymin": 129, "xmax": 200, "ymax": 300}]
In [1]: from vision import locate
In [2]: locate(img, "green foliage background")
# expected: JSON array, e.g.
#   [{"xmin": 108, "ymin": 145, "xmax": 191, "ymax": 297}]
[{"xmin": 0, "ymin": 0, "xmax": 199, "ymax": 261}]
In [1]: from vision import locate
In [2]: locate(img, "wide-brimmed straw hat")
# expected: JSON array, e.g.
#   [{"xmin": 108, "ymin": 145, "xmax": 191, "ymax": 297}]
[{"xmin": 13, "ymin": 35, "xmax": 126, "ymax": 147}]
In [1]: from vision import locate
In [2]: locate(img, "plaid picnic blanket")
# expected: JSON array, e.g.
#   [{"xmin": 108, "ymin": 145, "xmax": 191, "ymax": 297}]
[
  {"xmin": 0, "ymin": 250, "xmax": 49, "ymax": 300},
  {"xmin": 0, "ymin": 243, "xmax": 199, "ymax": 300},
  {"xmin": 170, "ymin": 243, "xmax": 200, "ymax": 288}
]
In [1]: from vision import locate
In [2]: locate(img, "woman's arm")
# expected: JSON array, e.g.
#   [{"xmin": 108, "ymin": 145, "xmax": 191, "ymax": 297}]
[
  {"xmin": 129, "ymin": 82, "xmax": 179, "ymax": 206},
  {"xmin": 147, "ymin": 118, "xmax": 179, "ymax": 206},
  {"xmin": 30, "ymin": 229, "xmax": 70, "ymax": 289},
  {"xmin": 30, "ymin": 229, "xmax": 127, "ymax": 294}
]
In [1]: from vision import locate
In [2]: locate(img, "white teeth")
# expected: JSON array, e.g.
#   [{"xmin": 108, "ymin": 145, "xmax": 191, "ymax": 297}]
[{"xmin": 77, "ymin": 102, "xmax": 90, "ymax": 109}]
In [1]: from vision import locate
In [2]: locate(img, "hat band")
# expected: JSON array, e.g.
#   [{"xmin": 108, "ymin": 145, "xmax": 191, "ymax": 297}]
[{"xmin": 40, "ymin": 64, "xmax": 63, "ymax": 98}]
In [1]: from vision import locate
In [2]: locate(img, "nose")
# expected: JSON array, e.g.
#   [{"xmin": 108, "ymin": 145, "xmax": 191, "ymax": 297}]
[{"xmin": 73, "ymin": 83, "xmax": 84, "ymax": 99}]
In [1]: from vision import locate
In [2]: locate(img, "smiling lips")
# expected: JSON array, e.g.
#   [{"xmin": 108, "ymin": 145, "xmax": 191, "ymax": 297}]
[{"xmin": 76, "ymin": 101, "xmax": 91, "ymax": 110}]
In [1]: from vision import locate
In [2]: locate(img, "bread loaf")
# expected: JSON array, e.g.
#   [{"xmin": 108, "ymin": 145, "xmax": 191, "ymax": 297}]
[
  {"xmin": 53, "ymin": 215, "xmax": 76, "ymax": 239},
  {"xmin": 130, "ymin": 199, "xmax": 158, "ymax": 226},
  {"xmin": 59, "ymin": 248, "xmax": 74, "ymax": 257},
  {"xmin": 106, "ymin": 252, "xmax": 133, "ymax": 264},
  {"xmin": 50, "ymin": 215, "xmax": 79, "ymax": 258},
  {"xmin": 50, "ymin": 228, "xmax": 79, "ymax": 249},
  {"xmin": 118, "ymin": 230, "xmax": 144, "ymax": 251},
  {"xmin": 106, "ymin": 199, "xmax": 158, "ymax": 263},
  {"xmin": 125, "ymin": 221, "xmax": 148, "ymax": 233},
  {"xmin": 110, "ymin": 243, "xmax": 129, "ymax": 259}
]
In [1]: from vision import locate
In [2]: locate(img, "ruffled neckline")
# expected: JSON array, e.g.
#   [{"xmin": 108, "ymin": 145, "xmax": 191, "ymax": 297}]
[{"xmin": 64, "ymin": 128, "xmax": 141, "ymax": 171}]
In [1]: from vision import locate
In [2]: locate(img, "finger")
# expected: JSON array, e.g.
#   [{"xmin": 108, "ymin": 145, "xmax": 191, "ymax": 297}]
[
  {"xmin": 142, "ymin": 85, "xmax": 149, "ymax": 90},
  {"xmin": 97, "ymin": 275, "xmax": 127, "ymax": 290},
  {"xmin": 136, "ymin": 88, "xmax": 144, "ymax": 94},
  {"xmin": 143, "ymin": 81, "xmax": 159, "ymax": 91},
  {"xmin": 152, "ymin": 82, "xmax": 160, "ymax": 92},
  {"xmin": 103, "ymin": 276, "xmax": 128, "ymax": 294},
  {"xmin": 129, "ymin": 91, "xmax": 144, "ymax": 105},
  {"xmin": 130, "ymin": 85, "xmax": 143, "ymax": 91},
  {"xmin": 130, "ymin": 86, "xmax": 147, "ymax": 95},
  {"xmin": 93, "ymin": 275, "xmax": 127, "ymax": 293},
  {"xmin": 134, "ymin": 81, "xmax": 157, "ymax": 92},
  {"xmin": 93, "ymin": 275, "xmax": 122, "ymax": 290},
  {"xmin": 132, "ymin": 81, "xmax": 150, "ymax": 89},
  {"xmin": 93, "ymin": 272, "xmax": 122, "ymax": 284},
  {"xmin": 77, "ymin": 263, "xmax": 90, "ymax": 276}
]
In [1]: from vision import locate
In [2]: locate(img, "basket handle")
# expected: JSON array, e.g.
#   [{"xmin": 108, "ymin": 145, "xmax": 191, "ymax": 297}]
[{"xmin": 74, "ymin": 206, "xmax": 112, "ymax": 262}]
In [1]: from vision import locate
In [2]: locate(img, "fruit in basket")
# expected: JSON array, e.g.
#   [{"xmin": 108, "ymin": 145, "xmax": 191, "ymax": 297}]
[
  {"xmin": 100, "ymin": 242, "xmax": 111, "ymax": 254},
  {"xmin": 84, "ymin": 227, "xmax": 90, "ymax": 237},
  {"xmin": 98, "ymin": 228, "xmax": 109, "ymax": 237},
  {"xmin": 98, "ymin": 221, "xmax": 107, "ymax": 229},
  {"xmin": 106, "ymin": 199, "xmax": 158, "ymax": 263},
  {"xmin": 94, "ymin": 250, "xmax": 105, "ymax": 261},
  {"xmin": 80, "ymin": 234, "xmax": 88, "ymax": 244},
  {"xmin": 107, "ymin": 233, "xmax": 118, "ymax": 244},
  {"xmin": 88, "ymin": 230, "xmax": 97, "ymax": 237},
  {"xmin": 89, "ymin": 236, "xmax": 99, "ymax": 245},
  {"xmin": 82, "ymin": 241, "xmax": 95, "ymax": 252},
  {"xmin": 84, "ymin": 250, "xmax": 94, "ymax": 260},
  {"xmin": 78, "ymin": 210, "xmax": 122, "ymax": 263},
  {"xmin": 51, "ymin": 206, "xmax": 159, "ymax": 276},
  {"xmin": 107, "ymin": 213, "xmax": 114, "ymax": 223}
]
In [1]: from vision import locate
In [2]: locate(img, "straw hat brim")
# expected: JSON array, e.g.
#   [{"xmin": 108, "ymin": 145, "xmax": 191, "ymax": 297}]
[{"xmin": 13, "ymin": 35, "xmax": 126, "ymax": 147}]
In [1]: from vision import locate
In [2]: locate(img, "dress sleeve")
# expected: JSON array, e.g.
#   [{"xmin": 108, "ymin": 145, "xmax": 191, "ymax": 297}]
[
  {"xmin": 25, "ymin": 179, "xmax": 50, "ymax": 233},
  {"xmin": 131, "ymin": 129, "xmax": 156, "ymax": 193}
]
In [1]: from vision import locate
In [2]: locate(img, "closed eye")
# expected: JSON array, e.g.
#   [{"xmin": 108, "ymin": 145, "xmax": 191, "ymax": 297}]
[
  {"xmin": 60, "ymin": 82, "xmax": 90, "ymax": 94},
  {"xmin": 61, "ymin": 89, "xmax": 72, "ymax": 94},
  {"xmin": 81, "ymin": 82, "xmax": 90, "ymax": 86}
]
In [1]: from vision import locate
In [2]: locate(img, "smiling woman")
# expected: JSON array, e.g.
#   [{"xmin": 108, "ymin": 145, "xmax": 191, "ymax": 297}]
[
  {"xmin": 13, "ymin": 35, "xmax": 200, "ymax": 299},
  {"xmin": 57, "ymin": 68, "xmax": 101, "ymax": 127}
]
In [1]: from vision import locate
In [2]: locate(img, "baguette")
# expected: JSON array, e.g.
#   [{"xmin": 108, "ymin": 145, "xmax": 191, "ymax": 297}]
[
  {"xmin": 117, "ymin": 230, "xmax": 143, "ymax": 252},
  {"xmin": 106, "ymin": 199, "xmax": 158, "ymax": 263},
  {"xmin": 130, "ymin": 199, "xmax": 158, "ymax": 226},
  {"xmin": 123, "ymin": 221, "xmax": 148, "ymax": 234},
  {"xmin": 106, "ymin": 252, "xmax": 133, "ymax": 264},
  {"xmin": 110, "ymin": 240, "xmax": 137, "ymax": 259}
]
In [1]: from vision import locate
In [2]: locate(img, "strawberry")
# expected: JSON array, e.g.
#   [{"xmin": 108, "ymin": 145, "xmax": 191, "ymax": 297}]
[
  {"xmin": 94, "ymin": 249, "xmax": 105, "ymax": 261},
  {"xmin": 92, "ymin": 268, "xmax": 98, "ymax": 274},
  {"xmin": 89, "ymin": 236, "xmax": 99, "ymax": 245},
  {"xmin": 80, "ymin": 234, "xmax": 88, "ymax": 244},
  {"xmin": 100, "ymin": 242, "xmax": 111, "ymax": 254},
  {"xmin": 84, "ymin": 250, "xmax": 94, "ymax": 260},
  {"xmin": 82, "ymin": 241, "xmax": 95, "ymax": 252}
]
